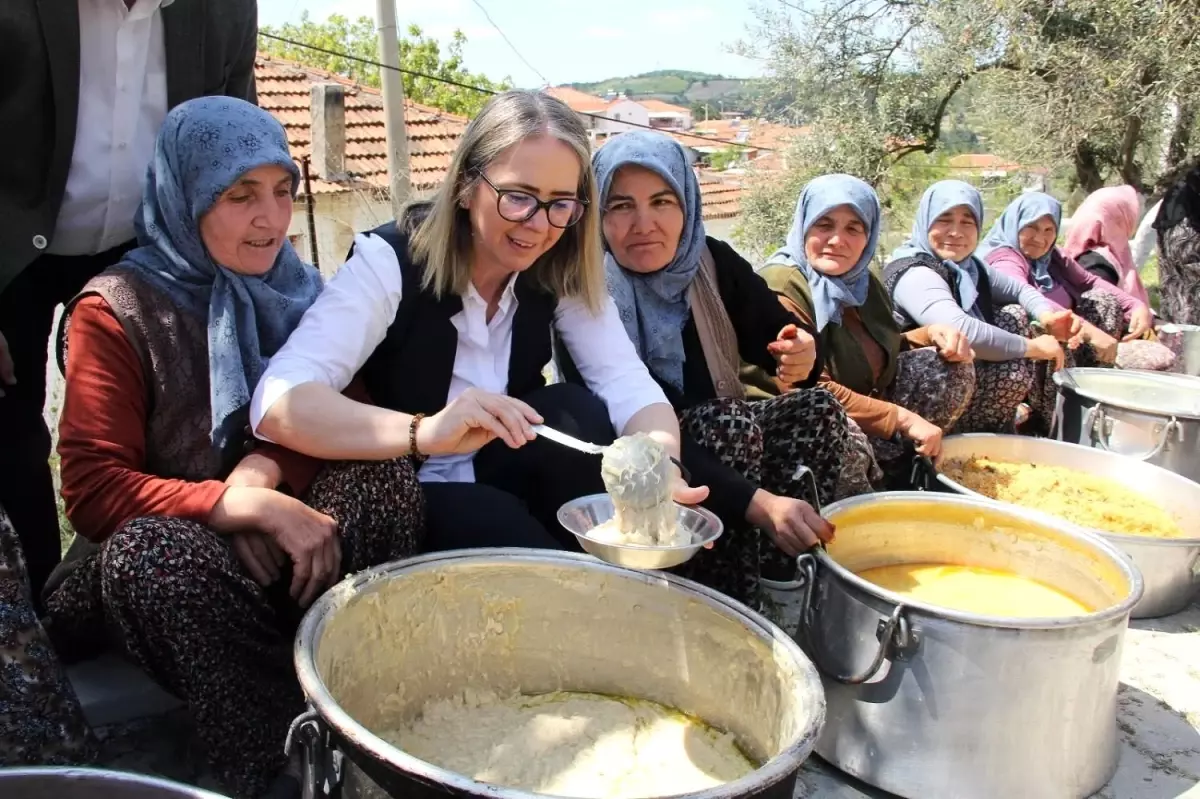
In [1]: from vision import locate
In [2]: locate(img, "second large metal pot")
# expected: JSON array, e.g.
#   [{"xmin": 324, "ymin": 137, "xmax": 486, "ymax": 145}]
[
  {"xmin": 932, "ymin": 433, "xmax": 1200, "ymax": 618},
  {"xmin": 800, "ymin": 492, "xmax": 1141, "ymax": 799},
  {"xmin": 0, "ymin": 768, "xmax": 228, "ymax": 798},
  {"xmin": 1158, "ymin": 322, "xmax": 1200, "ymax": 376},
  {"xmin": 1052, "ymin": 367, "xmax": 1200, "ymax": 483},
  {"xmin": 291, "ymin": 549, "xmax": 826, "ymax": 799}
]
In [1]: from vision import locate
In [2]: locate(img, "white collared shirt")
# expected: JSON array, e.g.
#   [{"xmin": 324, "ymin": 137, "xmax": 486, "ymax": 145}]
[
  {"xmin": 251, "ymin": 233, "xmax": 669, "ymax": 484},
  {"xmin": 49, "ymin": 0, "xmax": 169, "ymax": 256}
]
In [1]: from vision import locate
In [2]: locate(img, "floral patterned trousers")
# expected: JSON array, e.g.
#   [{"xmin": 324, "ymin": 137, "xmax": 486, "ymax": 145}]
[
  {"xmin": 1027, "ymin": 291, "xmax": 1123, "ymax": 436},
  {"xmin": 956, "ymin": 305, "xmax": 1037, "ymax": 434},
  {"xmin": 0, "ymin": 502, "xmax": 97, "ymax": 767},
  {"xmin": 846, "ymin": 346, "xmax": 977, "ymax": 487},
  {"xmin": 672, "ymin": 388, "xmax": 851, "ymax": 610},
  {"xmin": 44, "ymin": 458, "xmax": 425, "ymax": 799}
]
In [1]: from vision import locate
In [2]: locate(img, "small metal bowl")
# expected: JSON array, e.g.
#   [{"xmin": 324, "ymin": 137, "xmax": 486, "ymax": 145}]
[{"xmin": 556, "ymin": 493, "xmax": 724, "ymax": 570}]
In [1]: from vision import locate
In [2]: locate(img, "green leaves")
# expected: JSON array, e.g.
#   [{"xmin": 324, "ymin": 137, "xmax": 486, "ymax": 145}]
[
  {"xmin": 732, "ymin": 0, "xmax": 1200, "ymax": 252},
  {"xmin": 259, "ymin": 12, "xmax": 512, "ymax": 117}
]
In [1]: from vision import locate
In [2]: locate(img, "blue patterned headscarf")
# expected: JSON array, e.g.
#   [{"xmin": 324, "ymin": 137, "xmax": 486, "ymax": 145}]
[
  {"xmin": 593, "ymin": 131, "xmax": 706, "ymax": 391},
  {"xmin": 765, "ymin": 174, "xmax": 881, "ymax": 332},
  {"xmin": 889, "ymin": 180, "xmax": 985, "ymax": 313},
  {"xmin": 977, "ymin": 192, "xmax": 1062, "ymax": 292},
  {"xmin": 123, "ymin": 96, "xmax": 323, "ymax": 452}
]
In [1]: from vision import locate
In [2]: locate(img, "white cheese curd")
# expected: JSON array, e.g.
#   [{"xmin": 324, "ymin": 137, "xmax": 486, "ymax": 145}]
[
  {"xmin": 384, "ymin": 690, "xmax": 756, "ymax": 798},
  {"xmin": 596, "ymin": 433, "xmax": 686, "ymax": 546}
]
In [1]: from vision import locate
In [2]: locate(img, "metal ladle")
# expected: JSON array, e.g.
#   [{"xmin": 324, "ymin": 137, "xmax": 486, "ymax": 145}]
[
  {"xmin": 760, "ymin": 463, "xmax": 824, "ymax": 592},
  {"xmin": 531, "ymin": 424, "xmax": 691, "ymax": 483}
]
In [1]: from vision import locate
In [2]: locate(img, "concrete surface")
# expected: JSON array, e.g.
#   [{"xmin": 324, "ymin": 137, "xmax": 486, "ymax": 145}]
[
  {"xmin": 69, "ymin": 655, "xmax": 182, "ymax": 729},
  {"xmin": 772, "ymin": 590, "xmax": 1200, "ymax": 799}
]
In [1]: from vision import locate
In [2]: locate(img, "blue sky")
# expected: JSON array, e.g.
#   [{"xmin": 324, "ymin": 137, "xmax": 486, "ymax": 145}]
[{"xmin": 256, "ymin": 0, "xmax": 767, "ymax": 87}]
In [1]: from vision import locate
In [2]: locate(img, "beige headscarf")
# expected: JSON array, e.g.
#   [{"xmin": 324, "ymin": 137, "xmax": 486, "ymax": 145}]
[{"xmin": 689, "ymin": 245, "xmax": 744, "ymax": 399}]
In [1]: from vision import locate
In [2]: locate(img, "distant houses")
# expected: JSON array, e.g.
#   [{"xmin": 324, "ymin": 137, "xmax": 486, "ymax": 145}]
[
  {"xmin": 544, "ymin": 87, "xmax": 695, "ymax": 139},
  {"xmin": 546, "ymin": 87, "xmax": 805, "ymax": 169},
  {"xmin": 256, "ymin": 55, "xmax": 774, "ymax": 267},
  {"xmin": 543, "ymin": 85, "xmax": 814, "ymax": 231}
]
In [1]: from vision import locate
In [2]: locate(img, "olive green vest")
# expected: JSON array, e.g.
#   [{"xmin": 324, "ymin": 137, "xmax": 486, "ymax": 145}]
[{"xmin": 742, "ymin": 266, "xmax": 902, "ymax": 399}]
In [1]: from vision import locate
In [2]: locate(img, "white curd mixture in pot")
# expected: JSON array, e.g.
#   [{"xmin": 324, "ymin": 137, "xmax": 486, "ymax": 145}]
[
  {"xmin": 384, "ymin": 690, "xmax": 756, "ymax": 797},
  {"xmin": 590, "ymin": 433, "xmax": 687, "ymax": 546}
]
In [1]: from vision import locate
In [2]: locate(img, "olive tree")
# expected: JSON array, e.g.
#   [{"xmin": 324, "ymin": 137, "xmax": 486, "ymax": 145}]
[{"xmin": 733, "ymin": 0, "xmax": 1200, "ymax": 252}]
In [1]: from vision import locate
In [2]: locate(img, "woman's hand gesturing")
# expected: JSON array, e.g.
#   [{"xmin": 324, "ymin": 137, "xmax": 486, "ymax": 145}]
[
  {"xmin": 767, "ymin": 324, "xmax": 818, "ymax": 385},
  {"xmin": 925, "ymin": 324, "xmax": 973, "ymax": 363}
]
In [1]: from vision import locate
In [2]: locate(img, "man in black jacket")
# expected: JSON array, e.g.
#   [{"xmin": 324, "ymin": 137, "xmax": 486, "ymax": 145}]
[{"xmin": 0, "ymin": 0, "xmax": 258, "ymax": 602}]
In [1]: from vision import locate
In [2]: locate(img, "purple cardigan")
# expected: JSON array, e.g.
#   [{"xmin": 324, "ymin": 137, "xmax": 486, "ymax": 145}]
[{"xmin": 985, "ymin": 245, "xmax": 1145, "ymax": 321}]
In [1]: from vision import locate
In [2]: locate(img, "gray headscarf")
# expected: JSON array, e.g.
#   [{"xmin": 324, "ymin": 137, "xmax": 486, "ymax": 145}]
[
  {"xmin": 765, "ymin": 174, "xmax": 881, "ymax": 332},
  {"xmin": 593, "ymin": 131, "xmax": 706, "ymax": 391},
  {"xmin": 888, "ymin": 180, "xmax": 985, "ymax": 313},
  {"xmin": 123, "ymin": 96, "xmax": 323, "ymax": 453}
]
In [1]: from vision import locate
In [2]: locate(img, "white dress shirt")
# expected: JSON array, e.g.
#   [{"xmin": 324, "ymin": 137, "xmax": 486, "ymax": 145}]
[
  {"xmin": 251, "ymin": 233, "xmax": 669, "ymax": 484},
  {"xmin": 1131, "ymin": 198, "xmax": 1162, "ymax": 270},
  {"xmin": 49, "ymin": 0, "xmax": 169, "ymax": 256}
]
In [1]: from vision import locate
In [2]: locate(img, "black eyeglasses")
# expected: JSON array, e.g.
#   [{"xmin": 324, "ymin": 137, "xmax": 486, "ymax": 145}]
[{"xmin": 476, "ymin": 172, "xmax": 588, "ymax": 229}]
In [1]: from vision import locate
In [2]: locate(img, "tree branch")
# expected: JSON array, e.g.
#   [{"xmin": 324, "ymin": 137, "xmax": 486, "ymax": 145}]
[
  {"xmin": 873, "ymin": 23, "xmax": 918, "ymax": 76},
  {"xmin": 891, "ymin": 59, "xmax": 1023, "ymax": 164}
]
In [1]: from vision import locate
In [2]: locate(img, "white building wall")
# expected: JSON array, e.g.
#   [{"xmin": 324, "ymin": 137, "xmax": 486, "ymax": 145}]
[
  {"xmin": 289, "ymin": 189, "xmax": 434, "ymax": 279},
  {"xmin": 595, "ymin": 99, "xmax": 650, "ymax": 135}
]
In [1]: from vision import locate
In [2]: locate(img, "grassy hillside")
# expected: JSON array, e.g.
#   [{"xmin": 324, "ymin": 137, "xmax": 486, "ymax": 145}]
[{"xmin": 565, "ymin": 70, "xmax": 760, "ymax": 107}]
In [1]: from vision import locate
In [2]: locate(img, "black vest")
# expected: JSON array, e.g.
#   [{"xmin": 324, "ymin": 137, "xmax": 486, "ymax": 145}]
[
  {"xmin": 358, "ymin": 222, "xmax": 556, "ymax": 414},
  {"xmin": 881, "ymin": 252, "xmax": 996, "ymax": 330}
]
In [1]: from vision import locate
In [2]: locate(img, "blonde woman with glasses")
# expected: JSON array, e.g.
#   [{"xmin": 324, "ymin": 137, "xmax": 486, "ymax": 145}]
[{"xmin": 253, "ymin": 91, "xmax": 705, "ymax": 550}]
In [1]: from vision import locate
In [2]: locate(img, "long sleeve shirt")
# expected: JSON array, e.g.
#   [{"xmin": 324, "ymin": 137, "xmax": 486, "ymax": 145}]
[
  {"xmin": 986, "ymin": 246, "xmax": 1143, "ymax": 322},
  {"xmin": 251, "ymin": 232, "xmax": 668, "ymax": 485},
  {"xmin": 891, "ymin": 264, "xmax": 1055, "ymax": 361},
  {"xmin": 57, "ymin": 295, "xmax": 321, "ymax": 542}
]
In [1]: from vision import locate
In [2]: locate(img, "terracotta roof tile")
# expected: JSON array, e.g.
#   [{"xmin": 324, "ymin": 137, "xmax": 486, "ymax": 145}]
[
  {"xmin": 256, "ymin": 54, "xmax": 468, "ymax": 193},
  {"xmin": 636, "ymin": 99, "xmax": 691, "ymax": 115},
  {"xmin": 947, "ymin": 153, "xmax": 1023, "ymax": 171},
  {"xmin": 544, "ymin": 86, "xmax": 611, "ymax": 113},
  {"xmin": 697, "ymin": 175, "xmax": 743, "ymax": 221},
  {"xmin": 258, "ymin": 57, "xmax": 744, "ymax": 219}
]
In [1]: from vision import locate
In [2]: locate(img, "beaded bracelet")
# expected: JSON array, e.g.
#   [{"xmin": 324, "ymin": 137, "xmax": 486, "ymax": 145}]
[{"xmin": 409, "ymin": 413, "xmax": 426, "ymax": 459}]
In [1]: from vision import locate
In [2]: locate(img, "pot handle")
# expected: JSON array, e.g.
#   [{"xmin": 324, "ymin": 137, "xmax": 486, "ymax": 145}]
[
  {"xmin": 1086, "ymin": 405, "xmax": 1181, "ymax": 461},
  {"xmin": 796, "ymin": 555, "xmax": 918, "ymax": 685},
  {"xmin": 756, "ymin": 465, "xmax": 826, "ymax": 593},
  {"xmin": 791, "ymin": 462, "xmax": 822, "ymax": 514},
  {"xmin": 910, "ymin": 455, "xmax": 935, "ymax": 490},
  {"xmin": 285, "ymin": 707, "xmax": 345, "ymax": 799}
]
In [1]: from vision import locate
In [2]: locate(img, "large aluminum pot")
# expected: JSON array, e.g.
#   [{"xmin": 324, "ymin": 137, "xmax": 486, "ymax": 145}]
[
  {"xmin": 290, "ymin": 549, "xmax": 826, "ymax": 799},
  {"xmin": 1052, "ymin": 367, "xmax": 1200, "ymax": 483},
  {"xmin": 1159, "ymin": 322, "xmax": 1200, "ymax": 376},
  {"xmin": 0, "ymin": 768, "xmax": 228, "ymax": 798},
  {"xmin": 799, "ymin": 492, "xmax": 1141, "ymax": 799},
  {"xmin": 931, "ymin": 433, "xmax": 1200, "ymax": 618}
]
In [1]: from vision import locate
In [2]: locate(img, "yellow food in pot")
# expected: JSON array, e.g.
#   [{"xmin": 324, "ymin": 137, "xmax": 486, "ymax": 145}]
[
  {"xmin": 942, "ymin": 457, "xmax": 1184, "ymax": 539},
  {"xmin": 857, "ymin": 563, "xmax": 1091, "ymax": 617}
]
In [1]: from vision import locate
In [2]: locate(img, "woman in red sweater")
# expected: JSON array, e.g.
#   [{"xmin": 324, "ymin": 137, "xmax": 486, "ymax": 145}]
[{"xmin": 42, "ymin": 97, "xmax": 425, "ymax": 798}]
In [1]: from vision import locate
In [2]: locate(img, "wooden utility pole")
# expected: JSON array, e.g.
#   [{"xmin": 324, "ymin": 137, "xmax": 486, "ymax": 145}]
[{"xmin": 376, "ymin": 0, "xmax": 412, "ymax": 217}]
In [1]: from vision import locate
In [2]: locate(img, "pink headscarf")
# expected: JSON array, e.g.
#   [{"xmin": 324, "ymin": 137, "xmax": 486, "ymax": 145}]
[{"xmin": 1063, "ymin": 185, "xmax": 1150, "ymax": 306}]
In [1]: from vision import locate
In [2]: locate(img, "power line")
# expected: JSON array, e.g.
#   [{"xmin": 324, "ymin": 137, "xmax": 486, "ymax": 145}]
[
  {"xmin": 468, "ymin": 0, "xmax": 549, "ymax": 86},
  {"xmin": 257, "ymin": 31, "xmax": 1045, "ymax": 175},
  {"xmin": 258, "ymin": 31, "xmax": 500, "ymax": 96},
  {"xmin": 256, "ymin": 31, "xmax": 765, "ymax": 151}
]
